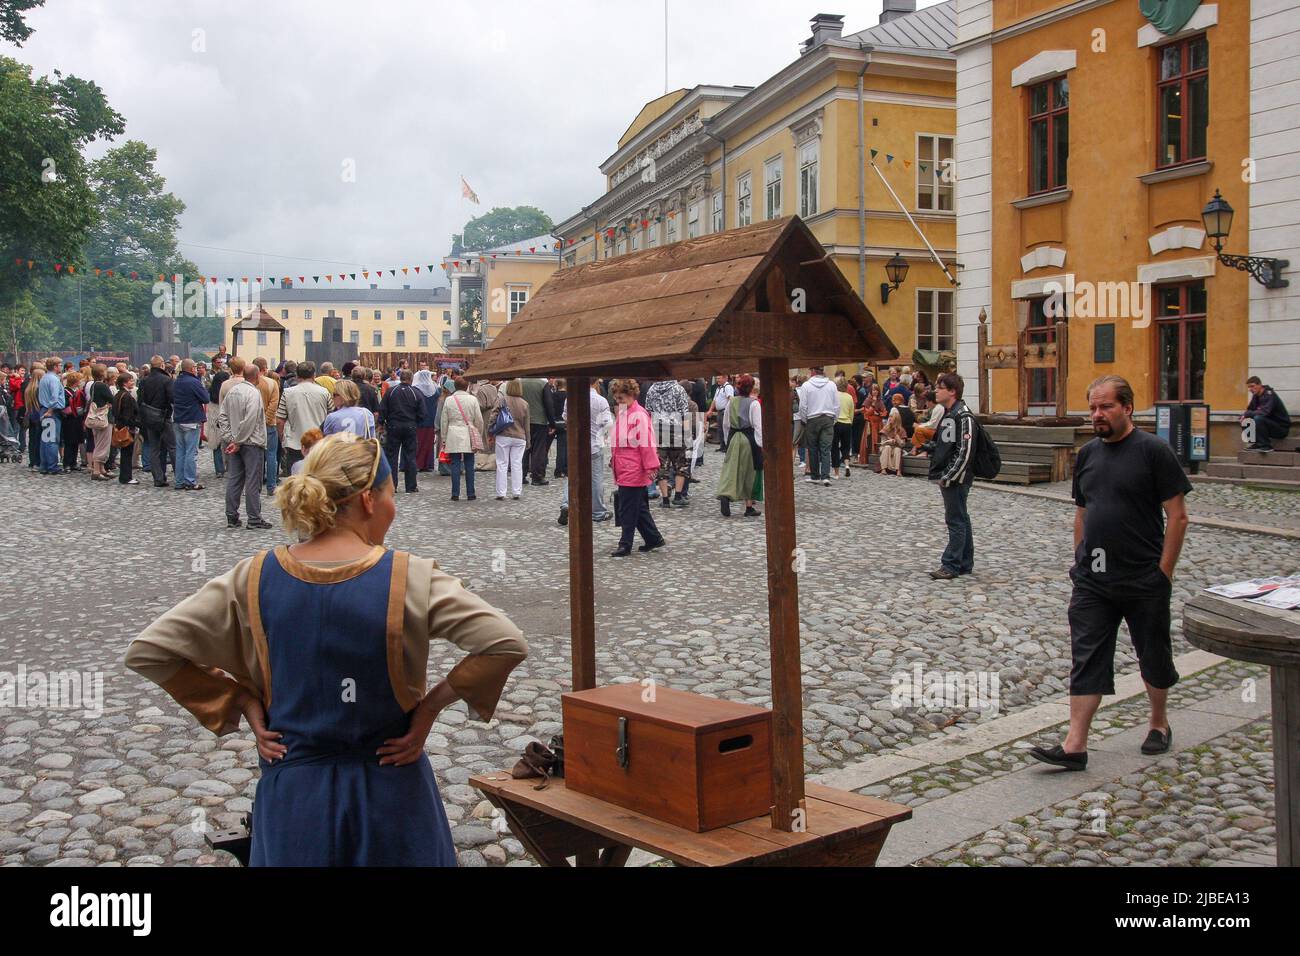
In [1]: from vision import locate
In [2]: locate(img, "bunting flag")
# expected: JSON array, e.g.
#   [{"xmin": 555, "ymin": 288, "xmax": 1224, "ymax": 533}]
[
  {"xmin": 313, "ymin": 276, "xmax": 319, "ymax": 283},
  {"xmin": 886, "ymin": 154, "xmax": 894, "ymax": 164},
  {"xmin": 870, "ymin": 149, "xmax": 878, "ymax": 160},
  {"xmin": 326, "ymin": 275, "xmax": 333, "ymax": 282},
  {"xmin": 414, "ymin": 266, "xmax": 420, "ymax": 273},
  {"xmin": 401, "ymin": 267, "xmax": 408, "ymax": 275},
  {"xmin": 903, "ymin": 159, "xmax": 912, "ymax": 169},
  {"xmin": 299, "ymin": 276, "xmax": 305, "ymax": 284},
  {"xmin": 919, "ymin": 162, "xmax": 928, "ymax": 173}
]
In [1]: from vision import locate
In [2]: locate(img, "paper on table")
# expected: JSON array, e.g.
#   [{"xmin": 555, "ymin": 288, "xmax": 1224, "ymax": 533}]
[
  {"xmin": 1204, "ymin": 577, "xmax": 1294, "ymax": 598},
  {"xmin": 1250, "ymin": 587, "xmax": 1300, "ymax": 610}
]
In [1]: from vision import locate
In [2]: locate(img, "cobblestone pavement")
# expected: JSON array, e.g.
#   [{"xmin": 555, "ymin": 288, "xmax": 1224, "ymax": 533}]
[
  {"xmin": 1018, "ymin": 476, "xmax": 1300, "ymax": 531},
  {"xmin": 0, "ymin": 450, "xmax": 1292, "ymax": 866},
  {"xmin": 914, "ymin": 717, "xmax": 1276, "ymax": 867}
]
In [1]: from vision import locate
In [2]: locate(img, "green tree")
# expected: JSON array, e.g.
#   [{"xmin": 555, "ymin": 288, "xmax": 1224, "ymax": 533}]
[
  {"xmin": 0, "ymin": 0, "xmax": 44, "ymax": 46},
  {"xmin": 455, "ymin": 205, "xmax": 553, "ymax": 252},
  {"xmin": 0, "ymin": 55, "xmax": 124, "ymax": 315},
  {"xmin": 457, "ymin": 286, "xmax": 484, "ymax": 343},
  {"xmin": 2, "ymin": 288, "xmax": 53, "ymax": 355}
]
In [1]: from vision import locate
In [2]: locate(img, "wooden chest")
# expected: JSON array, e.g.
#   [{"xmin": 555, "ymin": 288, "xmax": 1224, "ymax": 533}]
[{"xmin": 562, "ymin": 683, "xmax": 773, "ymax": 832}]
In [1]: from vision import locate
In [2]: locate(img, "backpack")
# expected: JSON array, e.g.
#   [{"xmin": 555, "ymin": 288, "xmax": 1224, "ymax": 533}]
[{"xmin": 971, "ymin": 419, "xmax": 1002, "ymax": 480}]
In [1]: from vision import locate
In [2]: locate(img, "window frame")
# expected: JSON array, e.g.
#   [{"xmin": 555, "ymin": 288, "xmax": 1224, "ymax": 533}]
[
  {"xmin": 915, "ymin": 288, "xmax": 955, "ymax": 353},
  {"xmin": 1155, "ymin": 34, "xmax": 1210, "ymax": 170},
  {"xmin": 687, "ymin": 201, "xmax": 701, "ymax": 238},
  {"xmin": 736, "ymin": 173, "xmax": 752, "ymax": 227},
  {"xmin": 711, "ymin": 191, "xmax": 723, "ymax": 232},
  {"xmin": 798, "ymin": 141, "xmax": 819, "ymax": 217},
  {"xmin": 1153, "ymin": 280, "xmax": 1208, "ymax": 402},
  {"xmin": 419, "ymin": 330, "xmax": 429, "ymax": 348},
  {"xmin": 372, "ymin": 330, "xmax": 383, "ymax": 347},
  {"xmin": 1027, "ymin": 77, "xmax": 1069, "ymax": 195},
  {"xmin": 916, "ymin": 133, "xmax": 955, "ymax": 212},
  {"xmin": 508, "ymin": 288, "xmax": 529, "ymax": 322},
  {"xmin": 395, "ymin": 330, "xmax": 406, "ymax": 347},
  {"xmin": 764, "ymin": 156, "xmax": 782, "ymax": 220}
]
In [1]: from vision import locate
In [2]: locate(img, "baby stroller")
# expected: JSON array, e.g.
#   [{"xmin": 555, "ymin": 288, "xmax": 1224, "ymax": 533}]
[{"xmin": 0, "ymin": 407, "xmax": 20, "ymax": 463}]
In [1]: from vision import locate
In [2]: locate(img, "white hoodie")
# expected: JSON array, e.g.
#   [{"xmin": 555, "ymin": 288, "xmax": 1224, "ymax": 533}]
[{"xmin": 797, "ymin": 375, "xmax": 840, "ymax": 421}]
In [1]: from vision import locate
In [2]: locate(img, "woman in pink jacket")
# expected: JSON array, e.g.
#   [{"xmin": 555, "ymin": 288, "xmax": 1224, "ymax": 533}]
[{"xmin": 609, "ymin": 379, "xmax": 665, "ymax": 558}]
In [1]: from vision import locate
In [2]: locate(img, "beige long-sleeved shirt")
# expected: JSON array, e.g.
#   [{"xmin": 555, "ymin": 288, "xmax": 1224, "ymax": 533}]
[
  {"xmin": 216, "ymin": 380, "xmax": 267, "ymax": 448},
  {"xmin": 125, "ymin": 547, "xmax": 527, "ymax": 735}
]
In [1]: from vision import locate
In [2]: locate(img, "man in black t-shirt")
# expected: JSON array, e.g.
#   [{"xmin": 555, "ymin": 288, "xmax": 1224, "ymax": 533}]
[{"xmin": 1031, "ymin": 375, "xmax": 1191, "ymax": 772}]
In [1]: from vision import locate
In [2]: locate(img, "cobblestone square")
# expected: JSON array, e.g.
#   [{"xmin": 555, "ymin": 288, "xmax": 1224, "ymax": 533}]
[{"xmin": 0, "ymin": 452, "xmax": 1289, "ymax": 866}]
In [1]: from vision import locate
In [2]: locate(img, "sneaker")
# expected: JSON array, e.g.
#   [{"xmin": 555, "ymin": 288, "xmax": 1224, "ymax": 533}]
[
  {"xmin": 124, "ymin": 478, "xmax": 139, "ymax": 485},
  {"xmin": 672, "ymin": 494, "xmax": 689, "ymax": 507},
  {"xmin": 594, "ymin": 513, "xmax": 612, "ymax": 522},
  {"xmin": 744, "ymin": 506, "xmax": 761, "ymax": 517},
  {"xmin": 247, "ymin": 519, "xmax": 273, "ymax": 529},
  {"xmin": 804, "ymin": 476, "xmax": 815, "ymax": 483},
  {"xmin": 821, "ymin": 478, "xmax": 831, "ymax": 487},
  {"xmin": 660, "ymin": 496, "xmax": 671, "ymax": 508},
  {"xmin": 558, "ymin": 506, "xmax": 569, "ymax": 526},
  {"xmin": 227, "ymin": 517, "xmax": 242, "ymax": 528},
  {"xmin": 928, "ymin": 567, "xmax": 958, "ymax": 580},
  {"xmin": 531, "ymin": 478, "xmax": 550, "ymax": 486},
  {"xmin": 1028, "ymin": 744, "xmax": 1088, "ymax": 771},
  {"xmin": 496, "ymin": 495, "xmax": 505, "ymax": 501},
  {"xmin": 1140, "ymin": 726, "xmax": 1172, "ymax": 755}
]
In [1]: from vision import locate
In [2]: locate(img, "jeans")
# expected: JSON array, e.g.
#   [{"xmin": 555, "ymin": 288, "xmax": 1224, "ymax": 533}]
[
  {"xmin": 12, "ymin": 410, "xmax": 25, "ymax": 452},
  {"xmin": 494, "ymin": 436, "xmax": 526, "ymax": 497},
  {"xmin": 28, "ymin": 422, "xmax": 40, "ymax": 467},
  {"xmin": 385, "ymin": 423, "xmax": 418, "ymax": 492},
  {"xmin": 264, "ymin": 426, "xmax": 280, "ymax": 494},
  {"xmin": 561, "ymin": 450, "xmax": 610, "ymax": 518},
  {"xmin": 213, "ymin": 445, "xmax": 226, "ymax": 476},
  {"xmin": 39, "ymin": 413, "xmax": 61, "ymax": 472},
  {"xmin": 173, "ymin": 423, "xmax": 201, "ymax": 488},
  {"xmin": 448, "ymin": 452, "xmax": 475, "ymax": 498},
  {"xmin": 832, "ymin": 422, "xmax": 853, "ymax": 471},
  {"xmin": 940, "ymin": 481, "xmax": 974, "ymax": 575},
  {"xmin": 1245, "ymin": 413, "xmax": 1290, "ymax": 448},
  {"xmin": 803, "ymin": 414, "xmax": 835, "ymax": 480},
  {"xmin": 225, "ymin": 444, "xmax": 265, "ymax": 521},
  {"xmin": 143, "ymin": 421, "xmax": 174, "ymax": 484}
]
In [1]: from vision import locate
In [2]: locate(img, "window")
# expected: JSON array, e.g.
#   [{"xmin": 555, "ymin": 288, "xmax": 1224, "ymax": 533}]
[
  {"xmin": 736, "ymin": 174, "xmax": 752, "ymax": 226},
  {"xmin": 304, "ymin": 330, "xmax": 314, "ymax": 344},
  {"xmin": 257, "ymin": 331, "xmax": 267, "ymax": 346},
  {"xmin": 350, "ymin": 330, "xmax": 359, "ymax": 345},
  {"xmin": 616, "ymin": 236, "xmax": 627, "ymax": 256},
  {"xmin": 280, "ymin": 309, "xmax": 289, "ymax": 320},
  {"xmin": 443, "ymin": 310, "xmax": 451, "ymax": 324},
  {"xmin": 646, "ymin": 219, "xmax": 658, "ymax": 247},
  {"xmin": 916, "ymin": 290, "xmax": 954, "ymax": 353},
  {"xmin": 350, "ymin": 309, "xmax": 358, "ymax": 320},
  {"xmin": 419, "ymin": 330, "xmax": 429, "ymax": 348},
  {"xmin": 1157, "ymin": 35, "xmax": 1209, "ymax": 168},
  {"xmin": 304, "ymin": 309, "xmax": 313, "ymax": 319},
  {"xmin": 509, "ymin": 288, "xmax": 528, "ymax": 321},
  {"xmin": 603, "ymin": 234, "xmax": 614, "ymax": 259},
  {"xmin": 917, "ymin": 135, "xmax": 954, "ymax": 211},
  {"xmin": 631, "ymin": 230, "xmax": 640, "ymax": 252},
  {"xmin": 326, "ymin": 309, "xmax": 336, "ymax": 318},
  {"xmin": 764, "ymin": 157, "xmax": 782, "ymax": 219},
  {"xmin": 798, "ymin": 142, "xmax": 819, "ymax": 217},
  {"xmin": 284, "ymin": 330, "xmax": 290, "ymax": 344},
  {"xmin": 687, "ymin": 202, "xmax": 701, "ymax": 238},
  {"xmin": 419, "ymin": 310, "xmax": 427, "ymax": 321},
  {"xmin": 396, "ymin": 330, "xmax": 406, "ymax": 347},
  {"xmin": 1023, "ymin": 298, "xmax": 1056, "ymax": 406},
  {"xmin": 712, "ymin": 192, "xmax": 723, "ymax": 232},
  {"xmin": 373, "ymin": 310, "xmax": 381, "ymax": 320},
  {"xmin": 1155, "ymin": 281, "xmax": 1207, "ymax": 401},
  {"xmin": 1028, "ymin": 77, "xmax": 1068, "ymax": 194},
  {"xmin": 442, "ymin": 331, "xmax": 451, "ymax": 347},
  {"xmin": 666, "ymin": 214, "xmax": 679, "ymax": 244},
  {"xmin": 373, "ymin": 331, "xmax": 383, "ymax": 347},
  {"xmin": 397, "ymin": 310, "xmax": 404, "ymax": 321}
]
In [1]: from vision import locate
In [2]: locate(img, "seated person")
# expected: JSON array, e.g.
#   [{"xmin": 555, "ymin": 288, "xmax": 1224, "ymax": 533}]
[{"xmin": 1242, "ymin": 376, "xmax": 1292, "ymax": 451}]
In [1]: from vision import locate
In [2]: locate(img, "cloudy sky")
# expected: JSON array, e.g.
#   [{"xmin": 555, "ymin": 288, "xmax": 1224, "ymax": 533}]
[{"xmin": 5, "ymin": 0, "xmax": 942, "ymax": 286}]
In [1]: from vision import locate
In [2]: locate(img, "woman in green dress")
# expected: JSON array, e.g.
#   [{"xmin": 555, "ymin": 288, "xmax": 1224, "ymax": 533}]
[{"xmin": 716, "ymin": 374, "xmax": 763, "ymax": 518}]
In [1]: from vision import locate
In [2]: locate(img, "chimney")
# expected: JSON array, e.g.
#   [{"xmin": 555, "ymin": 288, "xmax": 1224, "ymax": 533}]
[
  {"xmin": 803, "ymin": 13, "xmax": 844, "ymax": 52},
  {"xmin": 880, "ymin": 0, "xmax": 916, "ymax": 24}
]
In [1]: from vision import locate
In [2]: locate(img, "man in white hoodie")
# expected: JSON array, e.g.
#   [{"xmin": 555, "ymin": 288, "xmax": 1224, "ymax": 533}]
[{"xmin": 798, "ymin": 366, "xmax": 840, "ymax": 486}]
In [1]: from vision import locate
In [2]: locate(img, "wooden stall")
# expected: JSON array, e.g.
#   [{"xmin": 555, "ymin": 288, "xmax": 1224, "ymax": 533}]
[{"xmin": 467, "ymin": 216, "xmax": 912, "ymax": 866}]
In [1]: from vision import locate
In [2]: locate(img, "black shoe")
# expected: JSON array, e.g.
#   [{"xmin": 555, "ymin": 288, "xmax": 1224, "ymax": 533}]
[
  {"xmin": 638, "ymin": 539, "xmax": 665, "ymax": 553},
  {"xmin": 672, "ymin": 494, "xmax": 689, "ymax": 507},
  {"xmin": 407, "ymin": 487, "xmax": 419, "ymax": 493},
  {"xmin": 154, "ymin": 481, "xmax": 168, "ymax": 488},
  {"xmin": 467, "ymin": 495, "xmax": 476, "ymax": 501},
  {"xmin": 451, "ymin": 495, "xmax": 459, "ymax": 501},
  {"xmin": 719, "ymin": 498, "xmax": 731, "ymax": 517},
  {"xmin": 929, "ymin": 567, "xmax": 958, "ymax": 580},
  {"xmin": 660, "ymin": 496, "xmax": 671, "ymax": 508},
  {"xmin": 247, "ymin": 519, "xmax": 273, "ymax": 529},
  {"xmin": 744, "ymin": 506, "xmax": 760, "ymax": 517},
  {"xmin": 609, "ymin": 546, "xmax": 632, "ymax": 558},
  {"xmin": 227, "ymin": 517, "xmax": 242, "ymax": 528},
  {"xmin": 1029, "ymin": 744, "xmax": 1088, "ymax": 771},
  {"xmin": 558, "ymin": 505, "xmax": 568, "ymax": 526},
  {"xmin": 1140, "ymin": 726, "xmax": 1172, "ymax": 755},
  {"xmin": 531, "ymin": 478, "xmax": 550, "ymax": 486}
]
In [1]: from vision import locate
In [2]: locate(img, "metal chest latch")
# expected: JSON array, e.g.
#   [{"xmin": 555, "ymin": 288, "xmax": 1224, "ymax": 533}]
[{"xmin": 616, "ymin": 716, "xmax": 629, "ymax": 770}]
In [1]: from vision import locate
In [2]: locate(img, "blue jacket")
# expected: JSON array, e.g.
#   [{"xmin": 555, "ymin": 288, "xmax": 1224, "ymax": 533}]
[
  {"xmin": 38, "ymin": 371, "xmax": 66, "ymax": 412},
  {"xmin": 172, "ymin": 372, "xmax": 210, "ymax": 425}
]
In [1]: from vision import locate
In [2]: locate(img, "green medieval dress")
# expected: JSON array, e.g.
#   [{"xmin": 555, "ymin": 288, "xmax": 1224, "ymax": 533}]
[{"xmin": 717, "ymin": 395, "xmax": 764, "ymax": 503}]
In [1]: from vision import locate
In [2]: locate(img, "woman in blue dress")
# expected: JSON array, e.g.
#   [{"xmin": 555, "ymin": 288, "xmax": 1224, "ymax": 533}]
[{"xmin": 126, "ymin": 433, "xmax": 527, "ymax": 866}]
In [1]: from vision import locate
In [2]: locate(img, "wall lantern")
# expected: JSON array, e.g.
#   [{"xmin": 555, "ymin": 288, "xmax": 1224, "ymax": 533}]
[
  {"xmin": 881, "ymin": 253, "xmax": 909, "ymax": 304},
  {"xmin": 1202, "ymin": 189, "xmax": 1289, "ymax": 289}
]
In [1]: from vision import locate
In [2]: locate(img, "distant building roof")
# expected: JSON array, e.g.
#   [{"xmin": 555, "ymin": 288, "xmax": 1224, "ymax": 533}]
[
  {"xmin": 846, "ymin": 0, "xmax": 956, "ymax": 56},
  {"xmin": 257, "ymin": 287, "xmax": 451, "ymax": 304},
  {"xmin": 466, "ymin": 233, "xmax": 558, "ymax": 257}
]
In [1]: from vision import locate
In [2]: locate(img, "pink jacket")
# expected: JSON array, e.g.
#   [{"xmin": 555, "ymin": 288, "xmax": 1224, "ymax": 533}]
[{"xmin": 610, "ymin": 400, "xmax": 659, "ymax": 487}]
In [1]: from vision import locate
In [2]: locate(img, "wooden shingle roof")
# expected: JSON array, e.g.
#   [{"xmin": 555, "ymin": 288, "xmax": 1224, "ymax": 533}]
[
  {"xmin": 231, "ymin": 307, "xmax": 287, "ymax": 333},
  {"xmin": 469, "ymin": 216, "xmax": 898, "ymax": 380}
]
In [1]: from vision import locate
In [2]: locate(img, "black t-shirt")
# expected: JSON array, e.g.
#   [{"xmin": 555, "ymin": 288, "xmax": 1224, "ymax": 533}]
[{"xmin": 1072, "ymin": 427, "xmax": 1192, "ymax": 582}]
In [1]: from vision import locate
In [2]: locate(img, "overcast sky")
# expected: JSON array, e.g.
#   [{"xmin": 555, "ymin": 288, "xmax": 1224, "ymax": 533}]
[{"xmin": 5, "ymin": 0, "xmax": 943, "ymax": 287}]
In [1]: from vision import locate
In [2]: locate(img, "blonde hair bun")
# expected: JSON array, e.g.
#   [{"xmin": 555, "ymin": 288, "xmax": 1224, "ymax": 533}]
[{"xmin": 273, "ymin": 433, "xmax": 383, "ymax": 538}]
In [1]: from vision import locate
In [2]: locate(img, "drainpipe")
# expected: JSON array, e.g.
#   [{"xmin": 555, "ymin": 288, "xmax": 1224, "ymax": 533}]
[
  {"xmin": 550, "ymin": 231, "xmax": 564, "ymax": 270},
  {"xmin": 701, "ymin": 119, "xmax": 726, "ymax": 231},
  {"xmin": 857, "ymin": 42, "xmax": 874, "ymax": 299}
]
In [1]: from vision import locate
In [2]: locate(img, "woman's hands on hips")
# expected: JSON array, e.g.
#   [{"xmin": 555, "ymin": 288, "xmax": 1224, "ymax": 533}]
[
  {"xmin": 377, "ymin": 680, "xmax": 459, "ymax": 767},
  {"xmin": 237, "ymin": 689, "xmax": 286, "ymax": 762}
]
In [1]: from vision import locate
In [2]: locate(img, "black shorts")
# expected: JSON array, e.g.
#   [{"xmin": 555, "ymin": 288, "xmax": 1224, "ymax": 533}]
[{"xmin": 1067, "ymin": 566, "xmax": 1179, "ymax": 696}]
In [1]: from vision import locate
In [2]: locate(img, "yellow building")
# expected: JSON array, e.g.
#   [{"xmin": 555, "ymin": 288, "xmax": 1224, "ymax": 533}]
[
  {"xmin": 954, "ymin": 0, "xmax": 1298, "ymax": 445},
  {"xmin": 440, "ymin": 234, "xmax": 563, "ymax": 349},
  {"xmin": 555, "ymin": 3, "xmax": 960, "ymax": 375},
  {"xmin": 224, "ymin": 283, "xmax": 455, "ymax": 365}
]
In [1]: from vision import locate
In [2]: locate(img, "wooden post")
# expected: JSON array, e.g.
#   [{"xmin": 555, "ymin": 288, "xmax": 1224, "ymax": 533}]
[
  {"xmin": 1272, "ymin": 664, "xmax": 1298, "ymax": 866},
  {"xmin": 567, "ymin": 376, "xmax": 596, "ymax": 693},
  {"xmin": 1016, "ymin": 328, "xmax": 1028, "ymax": 420},
  {"xmin": 1054, "ymin": 319, "xmax": 1068, "ymax": 418},
  {"xmin": 759, "ymin": 356, "xmax": 806, "ymax": 832},
  {"xmin": 976, "ymin": 307, "xmax": 989, "ymax": 416}
]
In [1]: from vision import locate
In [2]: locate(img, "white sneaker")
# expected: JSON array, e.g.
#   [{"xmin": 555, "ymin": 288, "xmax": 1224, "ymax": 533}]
[
  {"xmin": 804, "ymin": 476, "xmax": 815, "ymax": 483},
  {"xmin": 822, "ymin": 478, "xmax": 831, "ymax": 486}
]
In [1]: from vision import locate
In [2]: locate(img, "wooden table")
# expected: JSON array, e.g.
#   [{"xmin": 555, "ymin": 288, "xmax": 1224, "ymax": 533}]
[
  {"xmin": 470, "ymin": 773, "xmax": 911, "ymax": 867},
  {"xmin": 1183, "ymin": 591, "xmax": 1300, "ymax": 867}
]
